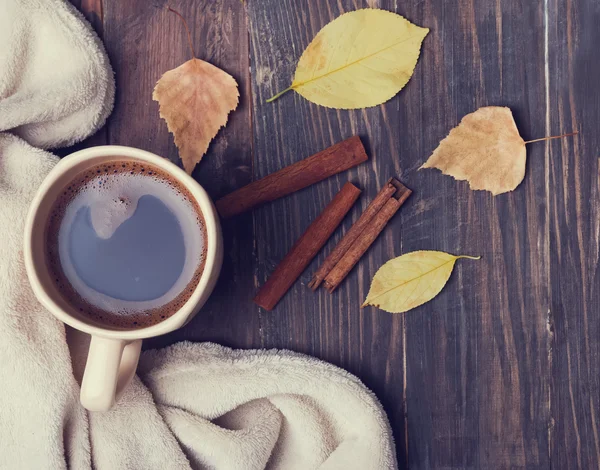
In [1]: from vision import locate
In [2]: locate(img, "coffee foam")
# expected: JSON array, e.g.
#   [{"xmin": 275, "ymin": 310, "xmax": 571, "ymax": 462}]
[{"xmin": 45, "ymin": 160, "xmax": 207, "ymax": 329}]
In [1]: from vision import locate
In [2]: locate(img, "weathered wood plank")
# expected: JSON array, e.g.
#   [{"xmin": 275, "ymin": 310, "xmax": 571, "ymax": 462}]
[
  {"xmin": 422, "ymin": 1, "xmax": 552, "ymax": 467},
  {"xmin": 249, "ymin": 1, "xmax": 551, "ymax": 468},
  {"xmin": 548, "ymin": 0, "xmax": 600, "ymax": 467},
  {"xmin": 247, "ymin": 1, "xmax": 415, "ymax": 466},
  {"xmin": 384, "ymin": 1, "xmax": 550, "ymax": 468},
  {"xmin": 98, "ymin": 0, "xmax": 258, "ymax": 349}
]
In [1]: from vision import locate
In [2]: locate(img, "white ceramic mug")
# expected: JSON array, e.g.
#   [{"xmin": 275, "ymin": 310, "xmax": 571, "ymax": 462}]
[{"xmin": 24, "ymin": 146, "xmax": 223, "ymax": 412}]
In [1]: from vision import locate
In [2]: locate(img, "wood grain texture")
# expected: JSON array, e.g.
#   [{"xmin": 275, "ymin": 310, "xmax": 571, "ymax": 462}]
[
  {"xmin": 547, "ymin": 0, "xmax": 600, "ymax": 468},
  {"xmin": 254, "ymin": 182, "xmax": 361, "ymax": 310},
  {"xmin": 249, "ymin": 1, "xmax": 549, "ymax": 468},
  {"xmin": 68, "ymin": 0, "xmax": 598, "ymax": 468},
  {"xmin": 248, "ymin": 1, "xmax": 413, "ymax": 465},
  {"xmin": 79, "ymin": 0, "xmax": 260, "ymax": 349},
  {"xmin": 398, "ymin": 2, "xmax": 551, "ymax": 468}
]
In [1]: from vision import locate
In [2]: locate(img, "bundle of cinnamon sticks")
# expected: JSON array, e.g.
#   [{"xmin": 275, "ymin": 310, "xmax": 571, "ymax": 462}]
[
  {"xmin": 215, "ymin": 136, "xmax": 411, "ymax": 311},
  {"xmin": 309, "ymin": 178, "xmax": 411, "ymax": 293}
]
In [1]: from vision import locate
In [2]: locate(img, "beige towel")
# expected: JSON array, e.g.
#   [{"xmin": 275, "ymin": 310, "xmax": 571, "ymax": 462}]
[{"xmin": 0, "ymin": 0, "xmax": 397, "ymax": 468}]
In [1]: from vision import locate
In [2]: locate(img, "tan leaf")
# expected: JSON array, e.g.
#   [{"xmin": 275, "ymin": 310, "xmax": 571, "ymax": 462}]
[
  {"xmin": 153, "ymin": 58, "xmax": 239, "ymax": 174},
  {"xmin": 362, "ymin": 251, "xmax": 480, "ymax": 313},
  {"xmin": 420, "ymin": 106, "xmax": 526, "ymax": 195}
]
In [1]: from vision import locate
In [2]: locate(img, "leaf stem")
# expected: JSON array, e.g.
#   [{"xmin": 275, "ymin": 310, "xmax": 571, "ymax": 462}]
[
  {"xmin": 167, "ymin": 6, "xmax": 196, "ymax": 59},
  {"xmin": 456, "ymin": 255, "xmax": 481, "ymax": 260},
  {"xmin": 524, "ymin": 131, "xmax": 578, "ymax": 145},
  {"xmin": 266, "ymin": 86, "xmax": 293, "ymax": 103}
]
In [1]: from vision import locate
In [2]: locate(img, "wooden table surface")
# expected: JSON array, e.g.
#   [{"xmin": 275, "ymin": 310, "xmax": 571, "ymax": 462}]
[{"xmin": 69, "ymin": 0, "xmax": 599, "ymax": 468}]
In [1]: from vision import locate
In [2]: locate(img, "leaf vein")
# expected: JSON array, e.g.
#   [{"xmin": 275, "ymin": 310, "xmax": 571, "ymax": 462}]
[
  {"xmin": 367, "ymin": 258, "xmax": 456, "ymax": 305},
  {"xmin": 294, "ymin": 33, "xmax": 424, "ymax": 91}
]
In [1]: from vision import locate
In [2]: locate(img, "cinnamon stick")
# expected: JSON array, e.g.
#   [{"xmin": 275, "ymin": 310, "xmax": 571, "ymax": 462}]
[
  {"xmin": 254, "ymin": 182, "xmax": 361, "ymax": 311},
  {"xmin": 216, "ymin": 136, "xmax": 367, "ymax": 219},
  {"xmin": 308, "ymin": 179, "xmax": 398, "ymax": 290},
  {"xmin": 323, "ymin": 180, "xmax": 411, "ymax": 293}
]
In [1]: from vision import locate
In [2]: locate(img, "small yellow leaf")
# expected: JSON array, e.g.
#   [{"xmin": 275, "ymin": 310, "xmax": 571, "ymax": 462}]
[
  {"xmin": 420, "ymin": 106, "xmax": 526, "ymax": 195},
  {"xmin": 362, "ymin": 251, "xmax": 480, "ymax": 313},
  {"xmin": 268, "ymin": 9, "xmax": 429, "ymax": 109},
  {"xmin": 153, "ymin": 58, "xmax": 239, "ymax": 174}
]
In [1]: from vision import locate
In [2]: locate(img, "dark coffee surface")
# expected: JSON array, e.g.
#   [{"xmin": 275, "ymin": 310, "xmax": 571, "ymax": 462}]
[{"xmin": 45, "ymin": 159, "xmax": 207, "ymax": 329}]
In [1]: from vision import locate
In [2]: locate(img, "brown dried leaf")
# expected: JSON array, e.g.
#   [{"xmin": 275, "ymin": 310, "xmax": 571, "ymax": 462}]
[
  {"xmin": 420, "ymin": 106, "xmax": 526, "ymax": 195},
  {"xmin": 153, "ymin": 58, "xmax": 239, "ymax": 174}
]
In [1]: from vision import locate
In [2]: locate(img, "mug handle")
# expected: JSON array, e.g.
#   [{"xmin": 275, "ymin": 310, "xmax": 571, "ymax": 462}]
[{"xmin": 80, "ymin": 337, "xmax": 142, "ymax": 411}]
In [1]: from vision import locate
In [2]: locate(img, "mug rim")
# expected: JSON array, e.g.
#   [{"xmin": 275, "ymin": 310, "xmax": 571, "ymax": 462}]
[{"xmin": 23, "ymin": 145, "xmax": 222, "ymax": 340}]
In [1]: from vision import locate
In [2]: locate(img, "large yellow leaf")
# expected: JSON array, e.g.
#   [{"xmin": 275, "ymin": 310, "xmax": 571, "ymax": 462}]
[
  {"xmin": 268, "ymin": 9, "xmax": 429, "ymax": 109},
  {"xmin": 153, "ymin": 58, "xmax": 239, "ymax": 174},
  {"xmin": 420, "ymin": 107, "xmax": 526, "ymax": 195},
  {"xmin": 362, "ymin": 251, "xmax": 479, "ymax": 313}
]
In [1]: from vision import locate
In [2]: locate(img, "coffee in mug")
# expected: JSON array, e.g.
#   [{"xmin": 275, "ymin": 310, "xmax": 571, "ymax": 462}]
[
  {"xmin": 25, "ymin": 145, "xmax": 223, "ymax": 411},
  {"xmin": 44, "ymin": 159, "xmax": 208, "ymax": 329}
]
